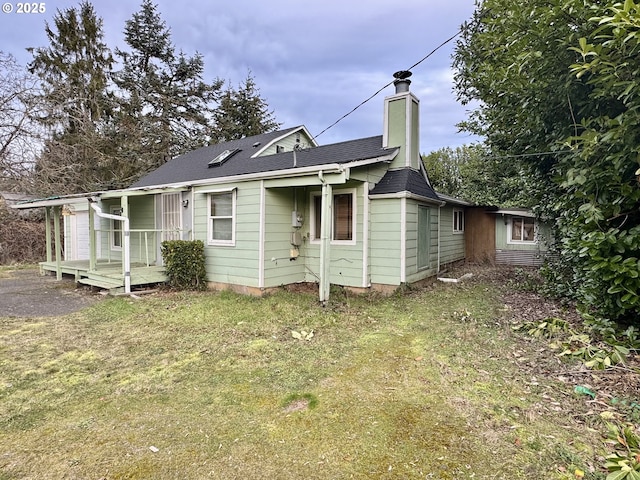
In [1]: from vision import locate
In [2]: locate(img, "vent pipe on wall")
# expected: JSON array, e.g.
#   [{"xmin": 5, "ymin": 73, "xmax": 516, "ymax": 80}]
[{"xmin": 393, "ymin": 70, "xmax": 412, "ymax": 93}]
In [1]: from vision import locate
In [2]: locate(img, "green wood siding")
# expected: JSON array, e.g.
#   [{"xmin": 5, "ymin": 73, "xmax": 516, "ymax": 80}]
[
  {"xmin": 387, "ymin": 98, "xmax": 407, "ymax": 170},
  {"xmin": 100, "ymin": 196, "xmax": 156, "ymax": 264},
  {"xmin": 439, "ymin": 206, "xmax": 465, "ymax": 264},
  {"xmin": 410, "ymin": 100, "xmax": 420, "ymax": 170},
  {"xmin": 129, "ymin": 196, "xmax": 156, "ymax": 264},
  {"xmin": 495, "ymin": 216, "xmax": 550, "ymax": 251},
  {"xmin": 263, "ymin": 188, "xmax": 306, "ymax": 287},
  {"xmin": 194, "ymin": 182, "xmax": 261, "ymax": 287},
  {"xmin": 417, "ymin": 206, "xmax": 430, "ymax": 269},
  {"xmin": 369, "ymin": 198, "xmax": 402, "ymax": 285},
  {"xmin": 301, "ymin": 184, "xmax": 366, "ymax": 288}
]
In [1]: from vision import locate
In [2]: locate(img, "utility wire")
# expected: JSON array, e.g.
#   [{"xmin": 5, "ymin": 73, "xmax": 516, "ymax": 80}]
[{"xmin": 311, "ymin": 29, "xmax": 463, "ymax": 142}]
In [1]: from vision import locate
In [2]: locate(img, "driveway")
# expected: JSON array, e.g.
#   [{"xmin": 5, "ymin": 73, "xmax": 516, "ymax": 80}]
[{"xmin": 0, "ymin": 268, "xmax": 100, "ymax": 317}]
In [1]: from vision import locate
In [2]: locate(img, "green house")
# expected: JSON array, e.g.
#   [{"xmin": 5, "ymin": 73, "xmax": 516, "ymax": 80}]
[{"xmin": 16, "ymin": 72, "xmax": 468, "ymax": 302}]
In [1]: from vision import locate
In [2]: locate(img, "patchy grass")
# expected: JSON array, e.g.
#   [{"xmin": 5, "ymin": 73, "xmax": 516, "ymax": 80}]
[{"xmin": 0, "ymin": 276, "xmax": 607, "ymax": 479}]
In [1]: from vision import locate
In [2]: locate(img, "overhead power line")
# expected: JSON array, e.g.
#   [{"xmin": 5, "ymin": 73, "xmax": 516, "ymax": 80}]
[{"xmin": 311, "ymin": 29, "xmax": 463, "ymax": 142}]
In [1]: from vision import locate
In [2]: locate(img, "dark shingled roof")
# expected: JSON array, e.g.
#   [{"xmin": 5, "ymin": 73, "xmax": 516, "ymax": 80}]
[
  {"xmin": 369, "ymin": 168, "xmax": 441, "ymax": 202},
  {"xmin": 130, "ymin": 127, "xmax": 397, "ymax": 188}
]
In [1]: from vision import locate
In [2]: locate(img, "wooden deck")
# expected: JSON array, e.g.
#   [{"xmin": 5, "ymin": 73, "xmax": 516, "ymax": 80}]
[{"xmin": 39, "ymin": 259, "xmax": 167, "ymax": 293}]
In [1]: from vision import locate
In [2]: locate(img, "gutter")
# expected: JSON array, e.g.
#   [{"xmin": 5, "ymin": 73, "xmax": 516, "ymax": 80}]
[{"xmin": 89, "ymin": 200, "xmax": 131, "ymax": 294}]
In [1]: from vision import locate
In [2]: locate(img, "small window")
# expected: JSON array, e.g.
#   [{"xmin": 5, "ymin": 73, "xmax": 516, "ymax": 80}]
[
  {"xmin": 276, "ymin": 145, "xmax": 285, "ymax": 153},
  {"xmin": 509, "ymin": 216, "xmax": 536, "ymax": 243},
  {"xmin": 453, "ymin": 209, "xmax": 464, "ymax": 233},
  {"xmin": 208, "ymin": 191, "xmax": 235, "ymax": 245},
  {"xmin": 208, "ymin": 148, "xmax": 240, "ymax": 167},
  {"xmin": 111, "ymin": 207, "xmax": 122, "ymax": 250},
  {"xmin": 311, "ymin": 189, "xmax": 356, "ymax": 244}
]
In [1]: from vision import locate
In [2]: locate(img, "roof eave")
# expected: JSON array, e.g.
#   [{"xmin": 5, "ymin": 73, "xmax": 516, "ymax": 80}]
[
  {"xmin": 369, "ymin": 191, "xmax": 445, "ymax": 206},
  {"xmin": 251, "ymin": 126, "xmax": 318, "ymax": 158}
]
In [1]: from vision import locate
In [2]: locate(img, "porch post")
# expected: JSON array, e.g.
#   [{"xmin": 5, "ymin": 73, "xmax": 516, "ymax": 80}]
[
  {"xmin": 45, "ymin": 207, "xmax": 52, "ymax": 264},
  {"xmin": 53, "ymin": 206, "xmax": 62, "ymax": 280},
  {"xmin": 319, "ymin": 182, "xmax": 332, "ymax": 304},
  {"xmin": 88, "ymin": 201, "xmax": 96, "ymax": 271},
  {"xmin": 121, "ymin": 195, "xmax": 131, "ymax": 293}
]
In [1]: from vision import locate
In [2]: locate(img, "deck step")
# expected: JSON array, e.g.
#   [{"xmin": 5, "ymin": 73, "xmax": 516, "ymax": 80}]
[{"xmin": 78, "ymin": 277, "xmax": 123, "ymax": 290}]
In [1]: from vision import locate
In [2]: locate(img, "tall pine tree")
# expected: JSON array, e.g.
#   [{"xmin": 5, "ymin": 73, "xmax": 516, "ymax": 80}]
[
  {"xmin": 210, "ymin": 72, "xmax": 280, "ymax": 143},
  {"xmin": 113, "ymin": 0, "xmax": 222, "ymax": 175},
  {"xmin": 27, "ymin": 1, "xmax": 114, "ymax": 194}
]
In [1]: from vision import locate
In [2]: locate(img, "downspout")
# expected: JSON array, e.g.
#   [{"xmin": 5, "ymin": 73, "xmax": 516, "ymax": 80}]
[
  {"xmin": 89, "ymin": 199, "xmax": 131, "ymax": 294},
  {"xmin": 437, "ymin": 204, "xmax": 442, "ymax": 273}
]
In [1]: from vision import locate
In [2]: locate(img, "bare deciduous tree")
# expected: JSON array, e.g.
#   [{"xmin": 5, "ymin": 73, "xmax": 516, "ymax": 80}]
[{"xmin": 0, "ymin": 52, "xmax": 44, "ymax": 192}]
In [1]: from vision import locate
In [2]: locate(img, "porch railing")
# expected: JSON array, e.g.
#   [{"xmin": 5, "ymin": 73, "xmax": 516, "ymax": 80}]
[{"xmin": 93, "ymin": 228, "xmax": 186, "ymax": 266}]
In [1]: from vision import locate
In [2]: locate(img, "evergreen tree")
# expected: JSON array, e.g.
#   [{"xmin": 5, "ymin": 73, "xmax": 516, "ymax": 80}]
[
  {"xmin": 113, "ymin": 0, "xmax": 222, "ymax": 175},
  {"xmin": 210, "ymin": 72, "xmax": 280, "ymax": 143},
  {"xmin": 27, "ymin": 1, "xmax": 114, "ymax": 194}
]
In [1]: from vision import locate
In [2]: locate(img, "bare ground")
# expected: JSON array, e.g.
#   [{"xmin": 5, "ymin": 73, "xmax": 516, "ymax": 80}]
[{"xmin": 0, "ymin": 267, "xmax": 100, "ymax": 317}]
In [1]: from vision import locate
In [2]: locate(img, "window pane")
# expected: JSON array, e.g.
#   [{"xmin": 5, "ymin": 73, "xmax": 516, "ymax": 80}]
[
  {"xmin": 454, "ymin": 210, "xmax": 464, "ymax": 232},
  {"xmin": 511, "ymin": 218, "xmax": 523, "ymax": 241},
  {"xmin": 523, "ymin": 219, "xmax": 535, "ymax": 241},
  {"xmin": 113, "ymin": 219, "xmax": 122, "ymax": 248},
  {"xmin": 334, "ymin": 193, "xmax": 353, "ymax": 241},
  {"xmin": 211, "ymin": 218, "xmax": 232, "ymax": 241},
  {"xmin": 211, "ymin": 193, "xmax": 232, "ymax": 216},
  {"xmin": 314, "ymin": 195, "xmax": 322, "ymax": 240}
]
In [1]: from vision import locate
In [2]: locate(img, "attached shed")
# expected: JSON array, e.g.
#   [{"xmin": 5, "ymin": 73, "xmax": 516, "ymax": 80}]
[{"xmin": 465, "ymin": 207, "xmax": 551, "ymax": 266}]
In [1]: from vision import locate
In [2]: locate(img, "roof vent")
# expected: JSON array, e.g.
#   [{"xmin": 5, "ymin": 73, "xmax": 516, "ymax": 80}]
[
  {"xmin": 393, "ymin": 70, "xmax": 412, "ymax": 94},
  {"xmin": 208, "ymin": 148, "xmax": 240, "ymax": 168},
  {"xmin": 252, "ymin": 142, "xmax": 261, "ymax": 148}
]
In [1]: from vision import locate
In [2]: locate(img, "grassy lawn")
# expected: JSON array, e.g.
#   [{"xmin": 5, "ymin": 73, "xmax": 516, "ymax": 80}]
[{"xmin": 0, "ymin": 271, "xmax": 606, "ymax": 479}]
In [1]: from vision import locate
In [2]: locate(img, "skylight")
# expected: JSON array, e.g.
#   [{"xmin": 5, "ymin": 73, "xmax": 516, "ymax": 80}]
[{"xmin": 208, "ymin": 148, "xmax": 240, "ymax": 167}]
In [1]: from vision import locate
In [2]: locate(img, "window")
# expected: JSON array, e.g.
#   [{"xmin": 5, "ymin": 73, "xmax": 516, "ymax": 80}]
[
  {"xmin": 333, "ymin": 193, "xmax": 353, "ymax": 241},
  {"xmin": 311, "ymin": 189, "xmax": 356, "ymax": 243},
  {"xmin": 509, "ymin": 216, "xmax": 536, "ymax": 243},
  {"xmin": 453, "ymin": 209, "xmax": 464, "ymax": 233},
  {"xmin": 110, "ymin": 207, "xmax": 122, "ymax": 250},
  {"xmin": 208, "ymin": 148, "xmax": 240, "ymax": 167},
  {"xmin": 208, "ymin": 190, "xmax": 235, "ymax": 245}
]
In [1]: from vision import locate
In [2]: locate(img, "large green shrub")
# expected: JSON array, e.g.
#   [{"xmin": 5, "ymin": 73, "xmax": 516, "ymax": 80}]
[{"xmin": 160, "ymin": 240, "xmax": 207, "ymax": 290}]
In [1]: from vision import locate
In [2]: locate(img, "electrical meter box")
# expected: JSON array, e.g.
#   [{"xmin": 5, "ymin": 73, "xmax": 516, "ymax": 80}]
[
  {"xmin": 291, "ymin": 211, "xmax": 303, "ymax": 228},
  {"xmin": 290, "ymin": 231, "xmax": 302, "ymax": 247}
]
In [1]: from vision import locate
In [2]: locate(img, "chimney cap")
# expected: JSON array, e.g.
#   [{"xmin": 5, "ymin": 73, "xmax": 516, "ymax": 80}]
[{"xmin": 393, "ymin": 70, "xmax": 412, "ymax": 80}]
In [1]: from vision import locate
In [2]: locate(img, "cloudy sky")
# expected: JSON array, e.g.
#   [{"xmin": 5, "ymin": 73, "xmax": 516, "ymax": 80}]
[{"xmin": 0, "ymin": 0, "xmax": 480, "ymax": 152}]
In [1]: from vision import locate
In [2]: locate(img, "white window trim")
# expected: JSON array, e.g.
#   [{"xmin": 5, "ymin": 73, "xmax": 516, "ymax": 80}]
[
  {"xmin": 453, "ymin": 208, "xmax": 464, "ymax": 234},
  {"xmin": 207, "ymin": 189, "xmax": 236, "ymax": 246},
  {"xmin": 309, "ymin": 188, "xmax": 357, "ymax": 246},
  {"xmin": 110, "ymin": 206, "xmax": 122, "ymax": 251},
  {"xmin": 507, "ymin": 216, "xmax": 538, "ymax": 244}
]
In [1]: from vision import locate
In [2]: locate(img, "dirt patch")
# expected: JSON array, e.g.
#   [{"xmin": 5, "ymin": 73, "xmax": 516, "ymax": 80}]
[
  {"xmin": 458, "ymin": 265, "xmax": 640, "ymax": 419},
  {"xmin": 282, "ymin": 399, "xmax": 309, "ymax": 413},
  {"xmin": 0, "ymin": 268, "xmax": 100, "ymax": 317}
]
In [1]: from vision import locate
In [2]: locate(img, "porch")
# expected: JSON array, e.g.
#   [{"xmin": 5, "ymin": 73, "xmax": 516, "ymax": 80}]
[{"xmin": 39, "ymin": 259, "xmax": 168, "ymax": 293}]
